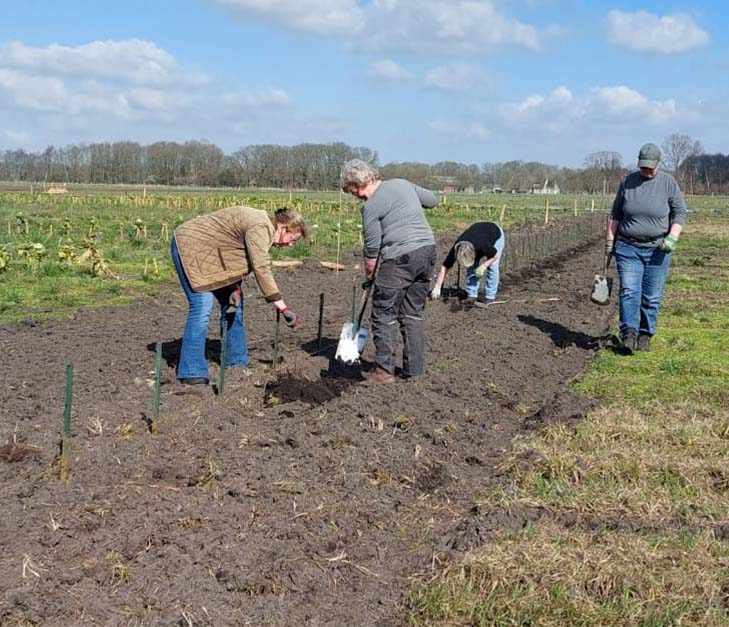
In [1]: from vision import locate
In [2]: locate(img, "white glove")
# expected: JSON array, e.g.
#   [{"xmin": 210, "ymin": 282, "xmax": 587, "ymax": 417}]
[
  {"xmin": 474, "ymin": 264, "xmax": 487, "ymax": 278},
  {"xmin": 430, "ymin": 285, "xmax": 441, "ymax": 300}
]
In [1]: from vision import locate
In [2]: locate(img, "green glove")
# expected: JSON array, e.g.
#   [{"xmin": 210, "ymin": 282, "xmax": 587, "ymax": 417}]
[
  {"xmin": 662, "ymin": 235, "xmax": 678, "ymax": 253},
  {"xmin": 474, "ymin": 264, "xmax": 487, "ymax": 278}
]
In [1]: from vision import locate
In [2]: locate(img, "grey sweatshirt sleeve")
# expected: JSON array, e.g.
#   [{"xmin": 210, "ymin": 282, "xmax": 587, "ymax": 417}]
[
  {"xmin": 668, "ymin": 178, "xmax": 688, "ymax": 226},
  {"xmin": 362, "ymin": 207, "xmax": 382, "ymax": 259},
  {"xmin": 610, "ymin": 180, "xmax": 625, "ymax": 221},
  {"xmin": 413, "ymin": 184, "xmax": 438, "ymax": 208}
]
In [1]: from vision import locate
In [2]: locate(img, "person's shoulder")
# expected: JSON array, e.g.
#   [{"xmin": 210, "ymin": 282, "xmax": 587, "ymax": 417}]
[
  {"xmin": 383, "ymin": 178, "xmax": 410, "ymax": 188},
  {"xmin": 656, "ymin": 170, "xmax": 679, "ymax": 185}
]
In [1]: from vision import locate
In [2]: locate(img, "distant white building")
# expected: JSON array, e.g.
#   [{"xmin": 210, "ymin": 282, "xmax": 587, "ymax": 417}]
[{"xmin": 531, "ymin": 178, "xmax": 560, "ymax": 195}]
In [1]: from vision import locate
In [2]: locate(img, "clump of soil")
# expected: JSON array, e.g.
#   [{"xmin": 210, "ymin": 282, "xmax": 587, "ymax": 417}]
[
  {"xmin": 264, "ymin": 375, "xmax": 352, "ymax": 406},
  {"xmin": 0, "ymin": 443, "xmax": 42, "ymax": 463}
]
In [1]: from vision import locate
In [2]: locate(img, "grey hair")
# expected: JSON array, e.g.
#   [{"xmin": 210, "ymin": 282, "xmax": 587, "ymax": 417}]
[
  {"xmin": 455, "ymin": 241, "xmax": 476, "ymax": 268},
  {"xmin": 274, "ymin": 207, "xmax": 310, "ymax": 239},
  {"xmin": 340, "ymin": 159, "xmax": 380, "ymax": 191}
]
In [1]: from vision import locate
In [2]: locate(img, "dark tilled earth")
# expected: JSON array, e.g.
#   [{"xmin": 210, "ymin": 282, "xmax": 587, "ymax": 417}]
[{"xmin": 0, "ymin": 237, "xmax": 616, "ymax": 626}]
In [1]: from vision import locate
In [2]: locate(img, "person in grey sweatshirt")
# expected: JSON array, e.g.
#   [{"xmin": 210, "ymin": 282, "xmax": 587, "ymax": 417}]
[
  {"xmin": 341, "ymin": 159, "xmax": 437, "ymax": 384},
  {"xmin": 606, "ymin": 142, "xmax": 687, "ymax": 354}
]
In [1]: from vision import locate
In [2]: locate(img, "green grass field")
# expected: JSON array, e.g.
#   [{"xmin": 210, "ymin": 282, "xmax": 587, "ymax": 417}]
[
  {"xmin": 0, "ymin": 186, "xmax": 625, "ymax": 323},
  {"xmin": 408, "ymin": 208, "xmax": 729, "ymax": 626}
]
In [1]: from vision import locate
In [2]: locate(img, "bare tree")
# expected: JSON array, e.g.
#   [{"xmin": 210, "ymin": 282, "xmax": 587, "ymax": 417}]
[
  {"xmin": 583, "ymin": 151, "xmax": 624, "ymax": 195},
  {"xmin": 661, "ymin": 134, "xmax": 704, "ymax": 173}
]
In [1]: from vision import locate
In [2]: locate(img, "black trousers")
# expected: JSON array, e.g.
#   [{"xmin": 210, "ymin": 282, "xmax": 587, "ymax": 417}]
[{"xmin": 371, "ymin": 245, "xmax": 436, "ymax": 376}]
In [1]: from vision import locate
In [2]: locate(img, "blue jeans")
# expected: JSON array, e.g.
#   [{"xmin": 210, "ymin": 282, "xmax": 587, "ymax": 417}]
[
  {"xmin": 170, "ymin": 238, "xmax": 250, "ymax": 380},
  {"xmin": 615, "ymin": 239, "xmax": 671, "ymax": 337},
  {"xmin": 465, "ymin": 226, "xmax": 505, "ymax": 299}
]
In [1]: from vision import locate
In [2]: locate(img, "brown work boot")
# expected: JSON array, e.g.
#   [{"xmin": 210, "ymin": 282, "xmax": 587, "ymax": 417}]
[
  {"xmin": 361, "ymin": 367, "xmax": 396, "ymax": 385},
  {"xmin": 637, "ymin": 334, "xmax": 652, "ymax": 352}
]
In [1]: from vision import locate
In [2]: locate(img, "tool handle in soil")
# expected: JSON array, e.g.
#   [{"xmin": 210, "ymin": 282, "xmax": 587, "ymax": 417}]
[
  {"xmin": 219, "ymin": 320, "xmax": 228, "ymax": 393},
  {"xmin": 351, "ymin": 283, "xmax": 357, "ymax": 324},
  {"xmin": 152, "ymin": 342, "xmax": 162, "ymax": 431},
  {"xmin": 354, "ymin": 256, "xmax": 380, "ymax": 336}
]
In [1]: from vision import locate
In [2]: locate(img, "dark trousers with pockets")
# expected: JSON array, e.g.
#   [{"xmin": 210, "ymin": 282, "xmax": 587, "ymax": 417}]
[{"xmin": 371, "ymin": 245, "xmax": 436, "ymax": 377}]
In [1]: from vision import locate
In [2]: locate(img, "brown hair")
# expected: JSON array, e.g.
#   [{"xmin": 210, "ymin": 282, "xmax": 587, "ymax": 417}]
[{"xmin": 274, "ymin": 207, "xmax": 310, "ymax": 239}]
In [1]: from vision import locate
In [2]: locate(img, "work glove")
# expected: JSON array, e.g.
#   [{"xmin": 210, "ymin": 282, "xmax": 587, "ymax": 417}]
[
  {"xmin": 474, "ymin": 264, "xmax": 487, "ymax": 278},
  {"xmin": 280, "ymin": 306, "xmax": 300, "ymax": 329},
  {"xmin": 662, "ymin": 235, "xmax": 678, "ymax": 253},
  {"xmin": 226, "ymin": 285, "xmax": 241, "ymax": 314},
  {"xmin": 605, "ymin": 238, "xmax": 615, "ymax": 256},
  {"xmin": 429, "ymin": 285, "xmax": 441, "ymax": 300},
  {"xmin": 361, "ymin": 277, "xmax": 374, "ymax": 290}
]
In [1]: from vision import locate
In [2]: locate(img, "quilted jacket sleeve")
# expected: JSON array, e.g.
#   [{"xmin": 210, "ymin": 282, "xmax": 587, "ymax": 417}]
[{"xmin": 244, "ymin": 224, "xmax": 281, "ymax": 302}]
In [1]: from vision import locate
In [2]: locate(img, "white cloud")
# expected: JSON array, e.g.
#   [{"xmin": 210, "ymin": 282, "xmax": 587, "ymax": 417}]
[
  {"xmin": 0, "ymin": 37, "xmax": 292, "ymax": 132},
  {"xmin": 501, "ymin": 86, "xmax": 578, "ymax": 125},
  {"xmin": 0, "ymin": 69, "xmax": 67, "ymax": 112},
  {"xmin": 606, "ymin": 10, "xmax": 708, "ymax": 54},
  {"xmin": 368, "ymin": 59, "xmax": 412, "ymax": 80},
  {"xmin": 212, "ymin": 0, "xmax": 540, "ymax": 54},
  {"xmin": 0, "ymin": 39, "xmax": 207, "ymax": 86},
  {"xmin": 213, "ymin": 0, "xmax": 363, "ymax": 35},
  {"xmin": 500, "ymin": 84, "xmax": 678, "ymax": 130},
  {"xmin": 362, "ymin": 1, "xmax": 539, "ymax": 54},
  {"xmin": 589, "ymin": 85, "xmax": 677, "ymax": 122},
  {"xmin": 424, "ymin": 62, "xmax": 478, "ymax": 92}
]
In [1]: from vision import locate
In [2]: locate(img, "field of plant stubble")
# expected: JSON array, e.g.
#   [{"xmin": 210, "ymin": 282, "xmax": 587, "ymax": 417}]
[{"xmin": 1, "ymin": 187, "xmax": 728, "ymax": 626}]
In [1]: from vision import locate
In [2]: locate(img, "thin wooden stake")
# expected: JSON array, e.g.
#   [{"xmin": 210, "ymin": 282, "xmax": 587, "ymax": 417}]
[
  {"xmin": 499, "ymin": 203, "xmax": 506, "ymax": 224},
  {"xmin": 60, "ymin": 364, "xmax": 73, "ymax": 481},
  {"xmin": 151, "ymin": 342, "xmax": 162, "ymax": 433},
  {"xmin": 336, "ymin": 190, "xmax": 343, "ymax": 275},
  {"xmin": 544, "ymin": 199, "xmax": 550, "ymax": 225}
]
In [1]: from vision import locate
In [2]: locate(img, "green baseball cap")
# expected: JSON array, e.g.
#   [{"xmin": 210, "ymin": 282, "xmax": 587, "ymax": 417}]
[{"xmin": 638, "ymin": 143, "xmax": 661, "ymax": 168}]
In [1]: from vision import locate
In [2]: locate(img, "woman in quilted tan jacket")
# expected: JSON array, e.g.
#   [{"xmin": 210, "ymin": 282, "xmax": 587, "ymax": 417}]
[{"xmin": 171, "ymin": 206, "xmax": 308, "ymax": 386}]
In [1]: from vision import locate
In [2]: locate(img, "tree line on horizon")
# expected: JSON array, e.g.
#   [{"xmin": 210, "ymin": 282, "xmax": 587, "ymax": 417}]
[{"xmin": 1, "ymin": 133, "xmax": 724, "ymax": 195}]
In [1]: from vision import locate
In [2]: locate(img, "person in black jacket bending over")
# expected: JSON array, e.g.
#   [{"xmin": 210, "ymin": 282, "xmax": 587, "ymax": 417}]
[{"xmin": 430, "ymin": 222, "xmax": 505, "ymax": 308}]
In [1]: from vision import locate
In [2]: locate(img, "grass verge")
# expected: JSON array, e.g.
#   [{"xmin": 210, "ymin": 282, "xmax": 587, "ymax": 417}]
[{"xmin": 408, "ymin": 209, "xmax": 729, "ymax": 626}]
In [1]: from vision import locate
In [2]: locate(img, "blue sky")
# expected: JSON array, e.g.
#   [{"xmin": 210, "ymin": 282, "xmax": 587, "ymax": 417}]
[{"xmin": 1, "ymin": 0, "xmax": 727, "ymax": 167}]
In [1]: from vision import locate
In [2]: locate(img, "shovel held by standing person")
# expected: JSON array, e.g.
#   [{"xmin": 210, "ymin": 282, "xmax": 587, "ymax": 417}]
[
  {"xmin": 335, "ymin": 277, "xmax": 375, "ymax": 365},
  {"xmin": 590, "ymin": 249, "xmax": 613, "ymax": 306}
]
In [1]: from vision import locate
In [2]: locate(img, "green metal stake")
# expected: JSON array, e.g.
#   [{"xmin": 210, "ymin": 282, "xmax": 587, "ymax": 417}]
[
  {"xmin": 60, "ymin": 364, "xmax": 73, "ymax": 481},
  {"xmin": 219, "ymin": 318, "xmax": 228, "ymax": 394},
  {"xmin": 271, "ymin": 309, "xmax": 281, "ymax": 369},
  {"xmin": 151, "ymin": 342, "xmax": 162, "ymax": 433}
]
